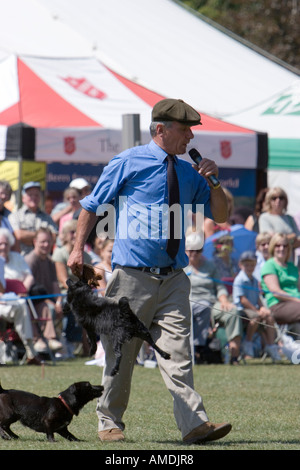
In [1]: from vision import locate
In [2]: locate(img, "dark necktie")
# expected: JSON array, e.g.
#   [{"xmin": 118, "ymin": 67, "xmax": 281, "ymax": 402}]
[{"xmin": 166, "ymin": 154, "xmax": 180, "ymax": 259}]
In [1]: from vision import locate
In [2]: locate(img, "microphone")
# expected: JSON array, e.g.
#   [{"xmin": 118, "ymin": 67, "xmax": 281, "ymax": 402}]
[{"xmin": 188, "ymin": 148, "xmax": 220, "ymax": 189}]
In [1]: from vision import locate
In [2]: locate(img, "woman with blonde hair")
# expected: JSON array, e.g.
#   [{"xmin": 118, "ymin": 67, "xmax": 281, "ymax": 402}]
[{"xmin": 261, "ymin": 233, "xmax": 300, "ymax": 329}]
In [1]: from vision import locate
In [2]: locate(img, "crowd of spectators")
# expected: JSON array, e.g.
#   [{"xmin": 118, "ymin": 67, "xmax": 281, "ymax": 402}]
[
  {"xmin": 187, "ymin": 186, "xmax": 300, "ymax": 365},
  {"xmin": 0, "ymin": 178, "xmax": 107, "ymax": 364},
  {"xmin": 1, "ymin": 178, "xmax": 300, "ymax": 366}
]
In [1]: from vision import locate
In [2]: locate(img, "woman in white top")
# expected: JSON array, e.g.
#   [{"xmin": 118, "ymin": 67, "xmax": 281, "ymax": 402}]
[{"xmin": 0, "ymin": 228, "xmax": 34, "ymax": 290}]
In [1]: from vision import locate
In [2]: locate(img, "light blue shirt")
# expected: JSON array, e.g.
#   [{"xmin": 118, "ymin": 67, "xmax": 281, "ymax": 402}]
[
  {"xmin": 233, "ymin": 269, "xmax": 260, "ymax": 310},
  {"xmin": 81, "ymin": 140, "xmax": 213, "ymax": 269}
]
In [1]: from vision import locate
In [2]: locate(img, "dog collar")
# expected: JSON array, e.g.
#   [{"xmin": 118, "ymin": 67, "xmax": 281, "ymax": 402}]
[{"xmin": 58, "ymin": 395, "xmax": 74, "ymax": 416}]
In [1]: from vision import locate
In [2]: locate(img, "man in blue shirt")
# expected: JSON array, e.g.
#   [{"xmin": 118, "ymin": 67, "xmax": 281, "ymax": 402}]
[{"xmin": 68, "ymin": 98, "xmax": 231, "ymax": 445}]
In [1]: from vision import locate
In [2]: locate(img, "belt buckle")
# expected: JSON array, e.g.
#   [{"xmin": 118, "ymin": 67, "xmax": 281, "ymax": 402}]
[{"xmin": 150, "ymin": 267, "xmax": 160, "ymax": 274}]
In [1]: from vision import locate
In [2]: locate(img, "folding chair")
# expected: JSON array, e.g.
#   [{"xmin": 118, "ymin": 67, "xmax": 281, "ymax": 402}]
[{"xmin": 5, "ymin": 279, "xmax": 56, "ymax": 364}]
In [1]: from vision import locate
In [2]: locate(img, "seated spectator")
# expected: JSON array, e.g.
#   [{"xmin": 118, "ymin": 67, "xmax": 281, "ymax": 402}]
[
  {"xmin": 51, "ymin": 178, "xmax": 92, "ymax": 227},
  {"xmin": 212, "ymin": 234, "xmax": 239, "ymax": 279},
  {"xmin": 95, "ymin": 238, "xmax": 114, "ymax": 295},
  {"xmin": 253, "ymin": 232, "xmax": 272, "ymax": 282},
  {"xmin": 184, "ymin": 233, "xmax": 243, "ymax": 365},
  {"xmin": 203, "ymin": 223, "xmax": 257, "ymax": 264},
  {"xmin": 52, "ymin": 220, "xmax": 93, "ymax": 292},
  {"xmin": 8, "ymin": 181, "xmax": 58, "ymax": 255},
  {"xmin": 0, "ymin": 180, "xmax": 18, "ymax": 251},
  {"xmin": 87, "ymin": 232, "xmax": 108, "ymax": 265},
  {"xmin": 233, "ymin": 251, "xmax": 281, "ymax": 361},
  {"xmin": 244, "ymin": 188, "xmax": 268, "ymax": 232},
  {"xmin": 58, "ymin": 187, "xmax": 82, "ymax": 234},
  {"xmin": 51, "ymin": 189, "xmax": 72, "ymax": 227},
  {"xmin": 261, "ymin": 233, "xmax": 300, "ymax": 334},
  {"xmin": 258, "ymin": 187, "xmax": 300, "ymax": 262},
  {"xmin": 0, "ymin": 227, "xmax": 61, "ymax": 354},
  {"xmin": 0, "ymin": 245, "xmax": 40, "ymax": 364},
  {"xmin": 52, "ymin": 219, "xmax": 93, "ymax": 357},
  {"xmin": 0, "ymin": 228, "xmax": 34, "ymax": 291},
  {"xmin": 25, "ymin": 227, "xmax": 63, "ymax": 353},
  {"xmin": 69, "ymin": 178, "xmax": 92, "ymax": 220}
]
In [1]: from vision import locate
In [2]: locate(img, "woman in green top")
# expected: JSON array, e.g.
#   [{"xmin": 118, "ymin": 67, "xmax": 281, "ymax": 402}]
[{"xmin": 261, "ymin": 233, "xmax": 300, "ymax": 327}]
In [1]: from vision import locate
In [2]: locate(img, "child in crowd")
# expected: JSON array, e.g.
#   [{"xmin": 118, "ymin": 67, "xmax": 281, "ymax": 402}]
[{"xmin": 233, "ymin": 251, "xmax": 281, "ymax": 361}]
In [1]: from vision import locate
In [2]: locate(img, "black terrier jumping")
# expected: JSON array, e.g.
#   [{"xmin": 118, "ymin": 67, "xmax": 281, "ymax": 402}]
[{"xmin": 63, "ymin": 265, "xmax": 170, "ymax": 376}]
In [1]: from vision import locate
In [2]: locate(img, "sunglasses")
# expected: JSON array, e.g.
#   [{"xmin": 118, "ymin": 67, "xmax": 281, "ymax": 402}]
[{"xmin": 271, "ymin": 196, "xmax": 285, "ymax": 201}]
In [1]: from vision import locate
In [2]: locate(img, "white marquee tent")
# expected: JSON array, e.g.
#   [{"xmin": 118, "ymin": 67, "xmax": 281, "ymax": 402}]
[
  {"xmin": 1, "ymin": 0, "xmax": 298, "ymax": 205},
  {"xmin": 0, "ymin": 54, "xmax": 262, "ymax": 171},
  {"xmin": 0, "ymin": 0, "xmax": 297, "ymax": 118}
]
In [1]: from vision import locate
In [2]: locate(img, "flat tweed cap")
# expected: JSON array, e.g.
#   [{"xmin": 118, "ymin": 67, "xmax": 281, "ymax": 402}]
[{"xmin": 152, "ymin": 98, "xmax": 202, "ymax": 126}]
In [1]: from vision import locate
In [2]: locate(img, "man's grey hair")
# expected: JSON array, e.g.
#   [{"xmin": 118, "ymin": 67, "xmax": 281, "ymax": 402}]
[{"xmin": 149, "ymin": 121, "xmax": 173, "ymax": 137}]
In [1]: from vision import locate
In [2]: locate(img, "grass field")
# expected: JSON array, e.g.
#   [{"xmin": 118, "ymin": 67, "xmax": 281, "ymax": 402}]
[{"xmin": 0, "ymin": 357, "xmax": 299, "ymax": 452}]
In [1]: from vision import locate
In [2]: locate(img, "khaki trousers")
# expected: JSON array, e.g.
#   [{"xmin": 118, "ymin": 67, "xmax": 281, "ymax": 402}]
[{"xmin": 96, "ymin": 266, "xmax": 209, "ymax": 438}]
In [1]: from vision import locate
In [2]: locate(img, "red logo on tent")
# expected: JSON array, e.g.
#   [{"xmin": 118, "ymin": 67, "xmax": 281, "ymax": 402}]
[
  {"xmin": 64, "ymin": 137, "xmax": 76, "ymax": 155},
  {"xmin": 220, "ymin": 140, "xmax": 232, "ymax": 159},
  {"xmin": 61, "ymin": 76, "xmax": 106, "ymax": 100}
]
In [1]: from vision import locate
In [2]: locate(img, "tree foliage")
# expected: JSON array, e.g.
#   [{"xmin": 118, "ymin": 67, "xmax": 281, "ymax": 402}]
[{"xmin": 180, "ymin": 0, "xmax": 300, "ymax": 71}]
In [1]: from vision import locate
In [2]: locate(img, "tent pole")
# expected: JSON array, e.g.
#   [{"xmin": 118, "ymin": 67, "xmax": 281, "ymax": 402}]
[{"xmin": 122, "ymin": 114, "xmax": 141, "ymax": 150}]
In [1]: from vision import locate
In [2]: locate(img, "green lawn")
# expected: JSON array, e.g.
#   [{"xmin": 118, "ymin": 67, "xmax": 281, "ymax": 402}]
[{"xmin": 0, "ymin": 358, "xmax": 299, "ymax": 451}]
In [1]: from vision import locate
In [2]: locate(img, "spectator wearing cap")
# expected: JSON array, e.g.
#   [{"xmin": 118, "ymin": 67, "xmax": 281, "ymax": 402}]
[
  {"xmin": 67, "ymin": 98, "xmax": 232, "ymax": 444},
  {"xmin": 184, "ymin": 232, "xmax": 244, "ymax": 365},
  {"xmin": 233, "ymin": 251, "xmax": 280, "ymax": 361},
  {"xmin": 185, "ymin": 233, "xmax": 229, "ymax": 361},
  {"xmin": 70, "ymin": 178, "xmax": 91, "ymax": 198},
  {"xmin": 8, "ymin": 182, "xmax": 57, "ymax": 255}
]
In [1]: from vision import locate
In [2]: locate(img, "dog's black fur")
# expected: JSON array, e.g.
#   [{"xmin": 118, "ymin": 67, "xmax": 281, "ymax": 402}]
[
  {"xmin": 64, "ymin": 276, "xmax": 171, "ymax": 376},
  {"xmin": 0, "ymin": 381, "xmax": 103, "ymax": 442}
]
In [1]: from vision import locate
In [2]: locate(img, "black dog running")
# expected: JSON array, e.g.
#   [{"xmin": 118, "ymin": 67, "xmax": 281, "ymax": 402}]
[{"xmin": 0, "ymin": 381, "xmax": 103, "ymax": 442}]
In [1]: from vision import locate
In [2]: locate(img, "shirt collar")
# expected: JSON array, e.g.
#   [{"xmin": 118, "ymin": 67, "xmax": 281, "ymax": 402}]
[
  {"xmin": 149, "ymin": 140, "xmax": 178, "ymax": 164},
  {"xmin": 21, "ymin": 204, "xmax": 42, "ymax": 215},
  {"xmin": 239, "ymin": 269, "xmax": 255, "ymax": 283}
]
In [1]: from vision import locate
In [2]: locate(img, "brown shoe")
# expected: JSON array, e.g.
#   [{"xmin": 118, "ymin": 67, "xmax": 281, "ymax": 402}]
[
  {"xmin": 98, "ymin": 428, "xmax": 125, "ymax": 442},
  {"xmin": 183, "ymin": 421, "xmax": 232, "ymax": 444}
]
